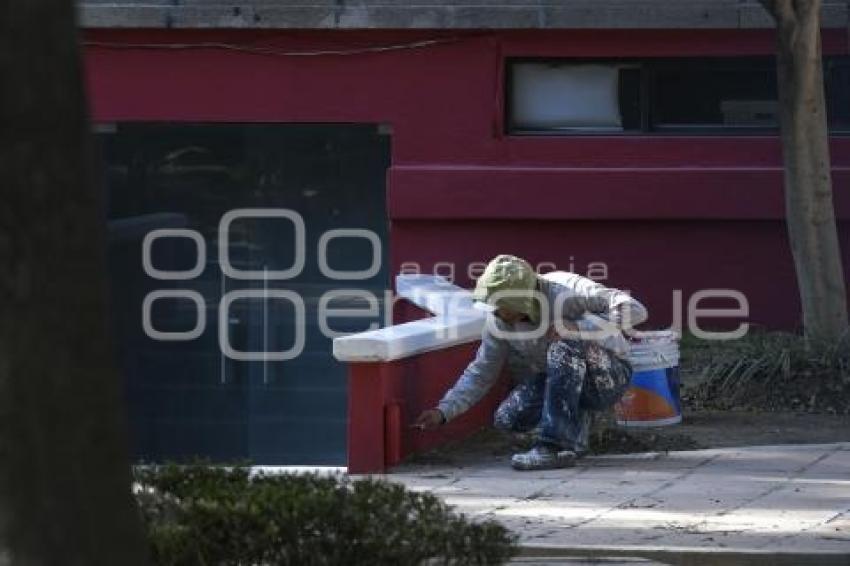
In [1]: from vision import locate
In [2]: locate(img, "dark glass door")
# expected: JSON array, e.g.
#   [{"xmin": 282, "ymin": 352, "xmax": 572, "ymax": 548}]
[{"xmin": 101, "ymin": 123, "xmax": 390, "ymax": 465}]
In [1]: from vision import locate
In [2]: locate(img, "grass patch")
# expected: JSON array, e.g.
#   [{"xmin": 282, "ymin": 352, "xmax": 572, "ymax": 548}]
[{"xmin": 680, "ymin": 330, "xmax": 850, "ymax": 414}]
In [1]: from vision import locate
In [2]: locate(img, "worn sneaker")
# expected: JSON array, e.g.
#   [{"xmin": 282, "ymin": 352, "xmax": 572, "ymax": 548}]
[{"xmin": 511, "ymin": 444, "xmax": 577, "ymax": 471}]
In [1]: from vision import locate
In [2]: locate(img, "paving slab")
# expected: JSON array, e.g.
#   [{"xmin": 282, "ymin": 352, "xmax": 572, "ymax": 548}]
[{"xmin": 378, "ymin": 443, "xmax": 850, "ymax": 563}]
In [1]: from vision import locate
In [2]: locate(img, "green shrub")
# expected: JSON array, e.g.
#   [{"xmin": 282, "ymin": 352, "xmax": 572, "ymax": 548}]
[{"xmin": 133, "ymin": 464, "xmax": 517, "ymax": 566}]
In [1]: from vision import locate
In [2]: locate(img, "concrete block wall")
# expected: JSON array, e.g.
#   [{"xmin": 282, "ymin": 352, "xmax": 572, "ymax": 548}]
[{"xmin": 76, "ymin": 1, "xmax": 850, "ymax": 30}]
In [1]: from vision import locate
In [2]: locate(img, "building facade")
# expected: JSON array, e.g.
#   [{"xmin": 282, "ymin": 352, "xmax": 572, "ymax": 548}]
[{"xmin": 80, "ymin": 1, "xmax": 850, "ymax": 465}]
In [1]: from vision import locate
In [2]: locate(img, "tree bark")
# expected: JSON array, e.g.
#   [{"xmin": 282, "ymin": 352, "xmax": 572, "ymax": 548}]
[
  {"xmin": 761, "ymin": 0, "xmax": 849, "ymax": 343},
  {"xmin": 0, "ymin": 2, "xmax": 149, "ymax": 564}
]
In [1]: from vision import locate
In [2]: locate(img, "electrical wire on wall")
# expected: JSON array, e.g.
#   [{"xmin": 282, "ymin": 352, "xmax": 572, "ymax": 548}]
[{"xmin": 83, "ymin": 35, "xmax": 488, "ymax": 58}]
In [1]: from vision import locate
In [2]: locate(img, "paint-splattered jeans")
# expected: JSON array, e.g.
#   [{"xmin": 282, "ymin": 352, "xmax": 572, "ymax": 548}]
[{"xmin": 493, "ymin": 340, "xmax": 632, "ymax": 452}]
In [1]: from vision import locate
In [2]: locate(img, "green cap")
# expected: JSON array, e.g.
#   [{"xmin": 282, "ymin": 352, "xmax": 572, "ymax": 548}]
[{"xmin": 473, "ymin": 255, "xmax": 540, "ymax": 322}]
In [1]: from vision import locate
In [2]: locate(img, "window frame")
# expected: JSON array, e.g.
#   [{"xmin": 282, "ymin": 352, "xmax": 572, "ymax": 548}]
[{"xmin": 505, "ymin": 55, "xmax": 850, "ymax": 137}]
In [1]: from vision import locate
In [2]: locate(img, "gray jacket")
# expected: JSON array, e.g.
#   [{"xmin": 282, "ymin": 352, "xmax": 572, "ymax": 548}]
[{"xmin": 437, "ymin": 271, "xmax": 648, "ymax": 422}]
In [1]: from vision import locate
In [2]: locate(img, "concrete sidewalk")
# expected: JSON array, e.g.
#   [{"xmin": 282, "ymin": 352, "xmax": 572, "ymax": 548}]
[{"xmin": 381, "ymin": 443, "xmax": 850, "ymax": 564}]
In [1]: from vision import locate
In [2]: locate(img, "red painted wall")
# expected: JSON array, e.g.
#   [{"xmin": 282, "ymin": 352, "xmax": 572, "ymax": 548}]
[
  {"xmin": 347, "ymin": 341, "xmax": 510, "ymax": 473},
  {"xmin": 84, "ymin": 27, "xmax": 850, "ymax": 331}
]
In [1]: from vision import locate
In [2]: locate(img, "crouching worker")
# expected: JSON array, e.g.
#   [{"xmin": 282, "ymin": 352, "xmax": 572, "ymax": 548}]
[{"xmin": 413, "ymin": 255, "xmax": 648, "ymax": 471}]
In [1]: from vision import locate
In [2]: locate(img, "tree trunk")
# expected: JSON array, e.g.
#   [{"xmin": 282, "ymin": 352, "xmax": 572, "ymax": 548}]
[
  {"xmin": 0, "ymin": 2, "xmax": 149, "ymax": 564},
  {"xmin": 763, "ymin": 0, "xmax": 849, "ymax": 343}
]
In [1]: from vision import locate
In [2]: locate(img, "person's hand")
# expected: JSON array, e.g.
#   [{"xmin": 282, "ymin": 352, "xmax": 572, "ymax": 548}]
[{"xmin": 412, "ymin": 408, "xmax": 445, "ymax": 430}]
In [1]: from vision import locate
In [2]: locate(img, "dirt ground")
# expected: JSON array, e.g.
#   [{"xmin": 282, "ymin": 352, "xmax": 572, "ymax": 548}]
[
  {"xmin": 661, "ymin": 409, "xmax": 850, "ymax": 448},
  {"xmin": 402, "ymin": 410, "xmax": 850, "ymax": 466}
]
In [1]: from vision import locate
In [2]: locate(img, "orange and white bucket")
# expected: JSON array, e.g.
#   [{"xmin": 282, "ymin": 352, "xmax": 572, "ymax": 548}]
[{"xmin": 615, "ymin": 331, "xmax": 681, "ymax": 427}]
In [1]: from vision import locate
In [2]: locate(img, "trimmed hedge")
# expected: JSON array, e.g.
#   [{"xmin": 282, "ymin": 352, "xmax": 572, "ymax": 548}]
[{"xmin": 134, "ymin": 464, "xmax": 517, "ymax": 565}]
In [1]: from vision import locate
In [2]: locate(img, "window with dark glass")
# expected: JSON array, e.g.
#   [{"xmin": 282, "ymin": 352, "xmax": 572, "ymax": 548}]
[
  {"xmin": 826, "ymin": 58, "xmax": 850, "ymax": 131},
  {"xmin": 650, "ymin": 58, "xmax": 778, "ymax": 130},
  {"xmin": 507, "ymin": 56, "xmax": 849, "ymax": 134},
  {"xmin": 97, "ymin": 123, "xmax": 391, "ymax": 465}
]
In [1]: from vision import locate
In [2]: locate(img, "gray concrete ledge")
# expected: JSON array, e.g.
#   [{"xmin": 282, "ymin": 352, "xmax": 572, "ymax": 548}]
[
  {"xmin": 518, "ymin": 544, "xmax": 850, "ymax": 566},
  {"xmin": 78, "ymin": 1, "xmax": 850, "ymax": 30}
]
